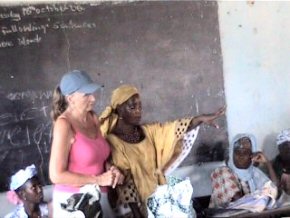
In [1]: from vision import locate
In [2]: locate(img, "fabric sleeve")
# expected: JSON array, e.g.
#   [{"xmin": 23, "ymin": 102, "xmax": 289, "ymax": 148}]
[
  {"xmin": 144, "ymin": 117, "xmax": 199, "ymax": 180},
  {"xmin": 109, "ymin": 170, "xmax": 145, "ymax": 217},
  {"xmin": 253, "ymin": 167, "xmax": 273, "ymax": 190},
  {"xmin": 107, "ymin": 140, "xmax": 142, "ymax": 207},
  {"xmin": 109, "ymin": 139, "xmax": 131, "ymax": 172},
  {"xmin": 4, "ymin": 212, "xmax": 13, "ymax": 218},
  {"xmin": 115, "ymin": 170, "xmax": 142, "ymax": 205},
  {"xmin": 209, "ymin": 166, "xmax": 241, "ymax": 208}
]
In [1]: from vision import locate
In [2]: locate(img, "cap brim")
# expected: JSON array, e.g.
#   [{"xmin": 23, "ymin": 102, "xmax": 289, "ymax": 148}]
[{"xmin": 78, "ymin": 83, "xmax": 102, "ymax": 94}]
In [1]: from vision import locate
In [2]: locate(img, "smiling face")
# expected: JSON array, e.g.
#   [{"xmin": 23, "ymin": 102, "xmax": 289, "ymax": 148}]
[
  {"xmin": 233, "ymin": 137, "xmax": 253, "ymax": 169},
  {"xmin": 18, "ymin": 177, "xmax": 43, "ymax": 204},
  {"xmin": 117, "ymin": 94, "xmax": 142, "ymax": 125}
]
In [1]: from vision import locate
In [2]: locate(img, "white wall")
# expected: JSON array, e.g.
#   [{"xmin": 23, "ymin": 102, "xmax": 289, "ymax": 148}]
[{"xmin": 219, "ymin": 1, "xmax": 290, "ymax": 160}]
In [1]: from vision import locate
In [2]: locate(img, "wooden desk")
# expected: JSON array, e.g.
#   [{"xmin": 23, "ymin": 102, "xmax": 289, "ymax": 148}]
[{"xmin": 206, "ymin": 206, "xmax": 290, "ymax": 218}]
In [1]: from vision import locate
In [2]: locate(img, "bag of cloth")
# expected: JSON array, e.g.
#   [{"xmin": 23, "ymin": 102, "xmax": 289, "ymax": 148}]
[
  {"xmin": 226, "ymin": 181, "xmax": 278, "ymax": 213},
  {"xmin": 147, "ymin": 177, "xmax": 196, "ymax": 218},
  {"xmin": 61, "ymin": 184, "xmax": 102, "ymax": 218}
]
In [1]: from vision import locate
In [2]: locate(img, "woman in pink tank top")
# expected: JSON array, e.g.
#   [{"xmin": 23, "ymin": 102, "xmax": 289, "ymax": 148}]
[{"xmin": 49, "ymin": 70, "xmax": 124, "ymax": 218}]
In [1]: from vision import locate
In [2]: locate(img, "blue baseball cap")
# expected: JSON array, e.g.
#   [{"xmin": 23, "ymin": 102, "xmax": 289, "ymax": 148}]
[{"xmin": 60, "ymin": 70, "xmax": 102, "ymax": 95}]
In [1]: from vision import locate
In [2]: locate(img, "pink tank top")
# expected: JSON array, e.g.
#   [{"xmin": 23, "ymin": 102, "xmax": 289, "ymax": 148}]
[{"xmin": 54, "ymin": 131, "xmax": 111, "ymax": 193}]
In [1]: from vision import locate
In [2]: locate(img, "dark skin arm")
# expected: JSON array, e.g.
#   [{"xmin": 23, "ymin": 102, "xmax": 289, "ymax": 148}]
[
  {"xmin": 252, "ymin": 152, "xmax": 279, "ymax": 185},
  {"xmin": 162, "ymin": 106, "xmax": 225, "ymax": 173},
  {"xmin": 188, "ymin": 106, "xmax": 226, "ymax": 131}
]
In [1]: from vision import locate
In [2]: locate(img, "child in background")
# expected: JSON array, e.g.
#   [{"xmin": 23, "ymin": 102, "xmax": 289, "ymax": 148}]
[{"xmin": 4, "ymin": 164, "xmax": 51, "ymax": 218}]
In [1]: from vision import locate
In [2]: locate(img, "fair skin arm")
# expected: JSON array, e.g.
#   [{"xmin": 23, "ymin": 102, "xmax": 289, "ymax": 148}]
[
  {"xmin": 252, "ymin": 151, "xmax": 279, "ymax": 185},
  {"xmin": 94, "ymin": 114, "xmax": 125, "ymax": 187},
  {"xmin": 49, "ymin": 118, "xmax": 115, "ymax": 187},
  {"xmin": 105, "ymin": 161, "xmax": 125, "ymax": 188}
]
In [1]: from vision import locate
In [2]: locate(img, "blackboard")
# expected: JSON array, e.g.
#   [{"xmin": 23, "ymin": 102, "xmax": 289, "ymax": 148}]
[{"xmin": 0, "ymin": 1, "xmax": 227, "ymax": 191}]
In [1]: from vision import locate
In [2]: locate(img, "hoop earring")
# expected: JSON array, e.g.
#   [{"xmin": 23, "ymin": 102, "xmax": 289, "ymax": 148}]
[{"xmin": 118, "ymin": 116, "xmax": 123, "ymax": 120}]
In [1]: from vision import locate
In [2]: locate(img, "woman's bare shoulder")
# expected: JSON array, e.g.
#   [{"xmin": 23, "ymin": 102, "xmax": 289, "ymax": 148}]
[{"xmin": 53, "ymin": 114, "xmax": 74, "ymax": 136}]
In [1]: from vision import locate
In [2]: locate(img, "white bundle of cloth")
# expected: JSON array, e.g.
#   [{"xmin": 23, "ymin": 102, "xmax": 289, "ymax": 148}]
[{"xmin": 147, "ymin": 177, "xmax": 196, "ymax": 218}]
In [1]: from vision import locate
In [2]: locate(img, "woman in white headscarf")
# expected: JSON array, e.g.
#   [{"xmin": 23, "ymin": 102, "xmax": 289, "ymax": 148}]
[{"xmin": 209, "ymin": 133, "xmax": 277, "ymax": 208}]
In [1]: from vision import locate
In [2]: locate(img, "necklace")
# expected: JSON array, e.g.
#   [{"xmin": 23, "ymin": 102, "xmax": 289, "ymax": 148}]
[{"xmin": 118, "ymin": 126, "xmax": 144, "ymax": 143}]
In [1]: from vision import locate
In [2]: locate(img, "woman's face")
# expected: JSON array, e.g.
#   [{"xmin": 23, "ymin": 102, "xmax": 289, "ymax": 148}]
[
  {"xmin": 118, "ymin": 94, "xmax": 142, "ymax": 125},
  {"xmin": 19, "ymin": 177, "xmax": 43, "ymax": 204},
  {"xmin": 279, "ymin": 141, "xmax": 290, "ymax": 163},
  {"xmin": 68, "ymin": 92, "xmax": 97, "ymax": 112},
  {"xmin": 233, "ymin": 137, "xmax": 252, "ymax": 169}
]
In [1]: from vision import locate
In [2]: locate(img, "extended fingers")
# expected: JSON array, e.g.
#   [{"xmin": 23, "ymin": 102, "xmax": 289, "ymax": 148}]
[
  {"xmin": 117, "ymin": 174, "xmax": 125, "ymax": 185},
  {"xmin": 109, "ymin": 166, "xmax": 124, "ymax": 188},
  {"xmin": 112, "ymin": 172, "xmax": 118, "ymax": 188},
  {"xmin": 215, "ymin": 106, "xmax": 226, "ymax": 116},
  {"xmin": 107, "ymin": 165, "xmax": 125, "ymax": 188},
  {"xmin": 106, "ymin": 171, "xmax": 115, "ymax": 186}
]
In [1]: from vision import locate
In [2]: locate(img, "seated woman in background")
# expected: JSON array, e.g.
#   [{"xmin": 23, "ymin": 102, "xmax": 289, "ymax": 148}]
[
  {"xmin": 100, "ymin": 84, "xmax": 225, "ymax": 217},
  {"xmin": 209, "ymin": 133, "xmax": 278, "ymax": 208},
  {"xmin": 274, "ymin": 129, "xmax": 290, "ymax": 192},
  {"xmin": 273, "ymin": 129, "xmax": 290, "ymax": 207},
  {"xmin": 4, "ymin": 164, "xmax": 51, "ymax": 218}
]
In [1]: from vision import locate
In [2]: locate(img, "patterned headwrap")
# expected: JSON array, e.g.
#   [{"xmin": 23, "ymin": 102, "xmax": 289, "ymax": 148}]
[
  {"xmin": 99, "ymin": 84, "xmax": 139, "ymax": 136},
  {"xmin": 276, "ymin": 129, "xmax": 290, "ymax": 146}
]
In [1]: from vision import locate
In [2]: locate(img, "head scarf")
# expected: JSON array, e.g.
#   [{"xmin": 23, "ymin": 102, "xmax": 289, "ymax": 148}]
[
  {"xmin": 10, "ymin": 164, "xmax": 37, "ymax": 191},
  {"xmin": 99, "ymin": 85, "xmax": 139, "ymax": 136},
  {"xmin": 228, "ymin": 133, "xmax": 258, "ymax": 192},
  {"xmin": 276, "ymin": 129, "xmax": 290, "ymax": 146}
]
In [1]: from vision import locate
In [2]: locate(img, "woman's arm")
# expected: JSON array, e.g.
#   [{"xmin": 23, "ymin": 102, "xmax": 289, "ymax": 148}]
[
  {"xmin": 252, "ymin": 152, "xmax": 279, "ymax": 185},
  {"xmin": 188, "ymin": 106, "xmax": 226, "ymax": 131},
  {"xmin": 49, "ymin": 118, "xmax": 115, "ymax": 187},
  {"xmin": 105, "ymin": 162, "xmax": 125, "ymax": 188}
]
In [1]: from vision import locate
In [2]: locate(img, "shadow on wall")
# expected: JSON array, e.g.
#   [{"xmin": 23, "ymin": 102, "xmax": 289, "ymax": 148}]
[
  {"xmin": 262, "ymin": 132, "xmax": 279, "ymax": 161},
  {"xmin": 195, "ymin": 141, "xmax": 228, "ymax": 164}
]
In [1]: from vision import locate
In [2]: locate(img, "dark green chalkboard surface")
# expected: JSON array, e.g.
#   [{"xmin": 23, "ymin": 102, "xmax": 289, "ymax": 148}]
[{"xmin": 0, "ymin": 1, "xmax": 227, "ymax": 191}]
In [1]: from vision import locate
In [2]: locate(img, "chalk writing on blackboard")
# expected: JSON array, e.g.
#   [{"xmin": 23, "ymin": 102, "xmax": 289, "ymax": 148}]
[
  {"xmin": 0, "ymin": 89, "xmax": 53, "ymax": 190},
  {"xmin": 0, "ymin": 3, "xmax": 96, "ymax": 48},
  {"xmin": 21, "ymin": 4, "xmax": 86, "ymax": 16},
  {"xmin": 0, "ymin": 10, "xmax": 21, "ymax": 21},
  {"xmin": 0, "ymin": 90, "xmax": 52, "ymax": 149}
]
